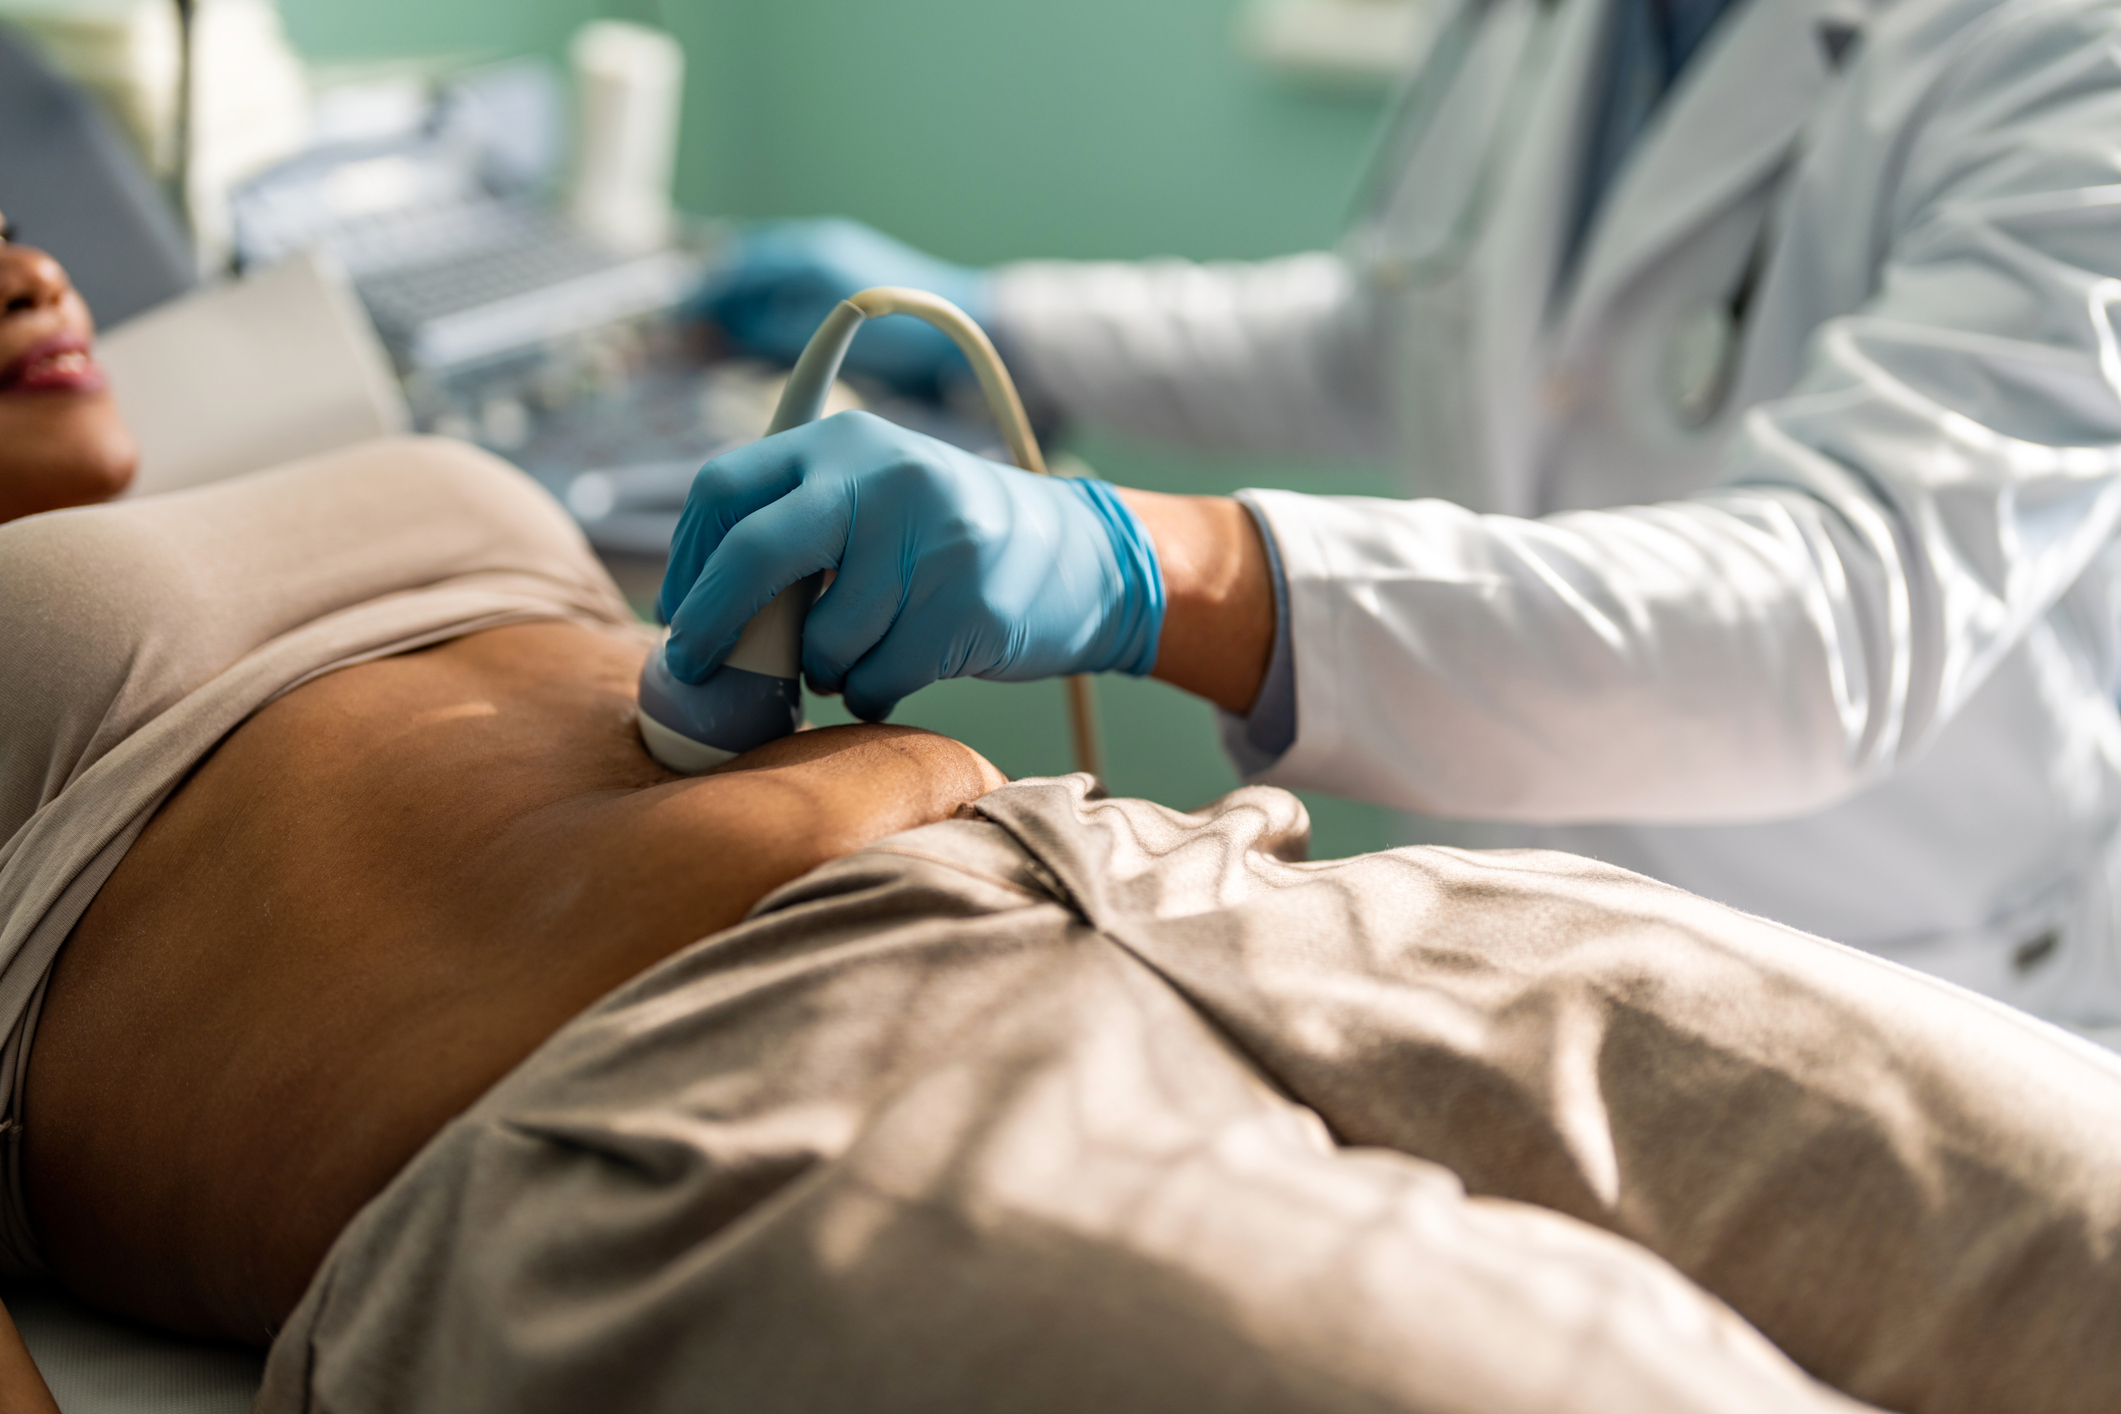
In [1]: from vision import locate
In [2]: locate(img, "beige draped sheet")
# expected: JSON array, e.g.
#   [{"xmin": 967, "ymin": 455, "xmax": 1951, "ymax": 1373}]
[{"xmin": 3, "ymin": 440, "xmax": 2120, "ymax": 1414}]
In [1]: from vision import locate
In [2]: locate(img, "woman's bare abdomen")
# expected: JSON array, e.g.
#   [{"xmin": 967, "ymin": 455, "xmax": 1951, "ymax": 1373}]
[{"xmin": 21, "ymin": 621, "xmax": 1002, "ymax": 1343}]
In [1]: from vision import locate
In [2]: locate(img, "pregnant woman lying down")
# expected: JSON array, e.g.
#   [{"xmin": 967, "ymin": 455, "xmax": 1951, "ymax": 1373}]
[{"xmin": 8, "ymin": 219, "xmax": 2121, "ymax": 1414}]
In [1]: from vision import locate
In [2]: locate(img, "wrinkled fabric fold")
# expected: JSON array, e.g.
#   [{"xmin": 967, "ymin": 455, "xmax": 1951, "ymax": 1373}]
[{"xmin": 264, "ymin": 776, "xmax": 2121, "ymax": 1414}]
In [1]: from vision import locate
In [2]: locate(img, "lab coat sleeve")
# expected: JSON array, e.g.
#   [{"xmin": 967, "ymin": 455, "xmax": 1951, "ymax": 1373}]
[
  {"xmin": 988, "ymin": 252, "xmax": 1391, "ymax": 462},
  {"xmin": 1244, "ymin": 1, "xmax": 2121, "ymax": 824}
]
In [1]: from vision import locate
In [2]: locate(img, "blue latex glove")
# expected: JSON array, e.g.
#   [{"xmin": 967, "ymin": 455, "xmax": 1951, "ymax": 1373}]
[
  {"xmin": 694, "ymin": 219, "xmax": 996, "ymax": 398},
  {"xmin": 658, "ymin": 411, "xmax": 1165, "ymax": 722}
]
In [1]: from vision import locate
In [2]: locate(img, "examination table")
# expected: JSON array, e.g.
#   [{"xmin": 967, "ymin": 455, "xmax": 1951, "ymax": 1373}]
[{"xmin": 5, "ymin": 1285, "xmax": 258, "ymax": 1413}]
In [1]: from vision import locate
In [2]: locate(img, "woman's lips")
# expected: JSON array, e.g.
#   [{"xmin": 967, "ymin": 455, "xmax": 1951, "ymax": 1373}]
[{"xmin": 0, "ymin": 333, "xmax": 107, "ymax": 396}]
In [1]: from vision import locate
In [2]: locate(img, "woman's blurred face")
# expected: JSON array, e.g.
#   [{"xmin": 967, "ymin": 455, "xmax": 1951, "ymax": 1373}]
[{"xmin": 0, "ymin": 209, "xmax": 137, "ymax": 524}]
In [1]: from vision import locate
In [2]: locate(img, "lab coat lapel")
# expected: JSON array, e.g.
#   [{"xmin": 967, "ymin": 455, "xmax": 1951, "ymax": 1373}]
[
  {"xmin": 1455, "ymin": 0, "xmax": 1610, "ymax": 512},
  {"xmin": 1558, "ymin": 0, "xmax": 1863, "ymax": 342}
]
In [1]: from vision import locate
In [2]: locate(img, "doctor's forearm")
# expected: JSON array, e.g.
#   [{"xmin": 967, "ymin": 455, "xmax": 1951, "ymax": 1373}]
[
  {"xmin": 994, "ymin": 256, "xmax": 1390, "ymax": 461},
  {"xmin": 1115, "ymin": 489, "xmax": 1275, "ymax": 716}
]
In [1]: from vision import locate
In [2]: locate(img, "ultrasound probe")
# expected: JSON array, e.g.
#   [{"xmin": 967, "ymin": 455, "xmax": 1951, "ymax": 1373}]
[{"xmin": 635, "ymin": 287, "xmax": 1104, "ymax": 779}]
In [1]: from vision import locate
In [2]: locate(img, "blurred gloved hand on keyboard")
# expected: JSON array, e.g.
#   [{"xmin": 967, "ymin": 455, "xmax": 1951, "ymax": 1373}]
[
  {"xmin": 694, "ymin": 219, "xmax": 995, "ymax": 399},
  {"xmin": 657, "ymin": 411, "xmax": 1164, "ymax": 722}
]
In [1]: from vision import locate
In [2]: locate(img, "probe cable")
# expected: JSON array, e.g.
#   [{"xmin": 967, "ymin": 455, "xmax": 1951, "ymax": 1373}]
[{"xmin": 763, "ymin": 286, "xmax": 1105, "ymax": 781}]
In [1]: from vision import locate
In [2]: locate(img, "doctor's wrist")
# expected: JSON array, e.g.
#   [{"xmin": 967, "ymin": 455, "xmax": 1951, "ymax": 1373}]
[
  {"xmin": 1069, "ymin": 478, "xmax": 1165, "ymax": 678},
  {"xmin": 1113, "ymin": 489, "xmax": 1274, "ymax": 717}
]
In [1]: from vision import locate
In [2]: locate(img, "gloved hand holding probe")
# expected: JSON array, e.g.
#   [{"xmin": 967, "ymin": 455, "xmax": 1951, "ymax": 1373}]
[{"xmin": 656, "ymin": 410, "xmax": 1166, "ymax": 722}]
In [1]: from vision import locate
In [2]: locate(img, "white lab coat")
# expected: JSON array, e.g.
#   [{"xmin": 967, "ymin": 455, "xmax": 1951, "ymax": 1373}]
[{"xmin": 989, "ymin": 0, "xmax": 2121, "ymax": 1027}]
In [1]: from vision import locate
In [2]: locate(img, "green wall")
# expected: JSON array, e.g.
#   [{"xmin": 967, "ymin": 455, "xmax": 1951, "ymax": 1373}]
[
  {"xmin": 278, "ymin": 0, "xmax": 1408, "ymax": 858},
  {"xmin": 280, "ymin": 0, "xmax": 593, "ymax": 76}
]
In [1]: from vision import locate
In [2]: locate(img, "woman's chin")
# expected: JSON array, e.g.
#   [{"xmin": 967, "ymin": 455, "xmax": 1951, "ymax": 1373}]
[{"xmin": 0, "ymin": 396, "xmax": 138, "ymax": 523}]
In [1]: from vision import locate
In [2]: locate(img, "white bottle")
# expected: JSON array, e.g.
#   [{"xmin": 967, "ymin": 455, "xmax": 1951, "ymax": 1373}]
[{"xmin": 568, "ymin": 20, "xmax": 684, "ymax": 256}]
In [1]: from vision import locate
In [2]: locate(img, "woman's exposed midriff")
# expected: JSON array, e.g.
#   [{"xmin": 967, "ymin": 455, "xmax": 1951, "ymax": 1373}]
[{"xmin": 20, "ymin": 620, "xmax": 1003, "ymax": 1344}]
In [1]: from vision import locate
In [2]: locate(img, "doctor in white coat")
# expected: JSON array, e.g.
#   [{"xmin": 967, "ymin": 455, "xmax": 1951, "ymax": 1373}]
[{"xmin": 665, "ymin": 0, "xmax": 2121, "ymax": 1033}]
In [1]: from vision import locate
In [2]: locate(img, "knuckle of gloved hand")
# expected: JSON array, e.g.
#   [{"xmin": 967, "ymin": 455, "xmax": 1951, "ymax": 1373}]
[
  {"xmin": 868, "ymin": 451, "xmax": 946, "ymax": 511},
  {"xmin": 939, "ymin": 482, "xmax": 1012, "ymax": 549},
  {"xmin": 812, "ymin": 411, "xmax": 893, "ymax": 472},
  {"xmin": 823, "ymin": 407, "xmax": 891, "ymax": 441},
  {"xmin": 690, "ymin": 456, "xmax": 759, "ymax": 507},
  {"xmin": 926, "ymin": 533, "xmax": 990, "ymax": 594}
]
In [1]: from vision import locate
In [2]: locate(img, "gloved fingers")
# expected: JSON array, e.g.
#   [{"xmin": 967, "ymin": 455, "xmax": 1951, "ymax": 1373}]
[
  {"xmin": 656, "ymin": 434, "xmax": 820, "ymax": 624},
  {"xmin": 699, "ymin": 221, "xmax": 842, "ymax": 298},
  {"xmin": 745, "ymin": 217, "xmax": 852, "ymax": 264},
  {"xmin": 690, "ymin": 249, "xmax": 791, "ymax": 323},
  {"xmin": 837, "ymin": 616, "xmax": 959, "ymax": 723},
  {"xmin": 798, "ymin": 522, "xmax": 914, "ymax": 695},
  {"xmin": 693, "ymin": 227, "xmax": 851, "ymax": 356},
  {"xmin": 845, "ymin": 316, "xmax": 972, "ymax": 395},
  {"xmin": 705, "ymin": 274, "xmax": 841, "ymax": 361},
  {"xmin": 664, "ymin": 481, "xmax": 849, "ymax": 682}
]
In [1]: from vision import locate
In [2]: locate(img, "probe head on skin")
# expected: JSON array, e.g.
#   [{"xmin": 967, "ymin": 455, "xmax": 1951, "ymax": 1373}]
[{"xmin": 636, "ymin": 645, "xmax": 801, "ymax": 773}]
